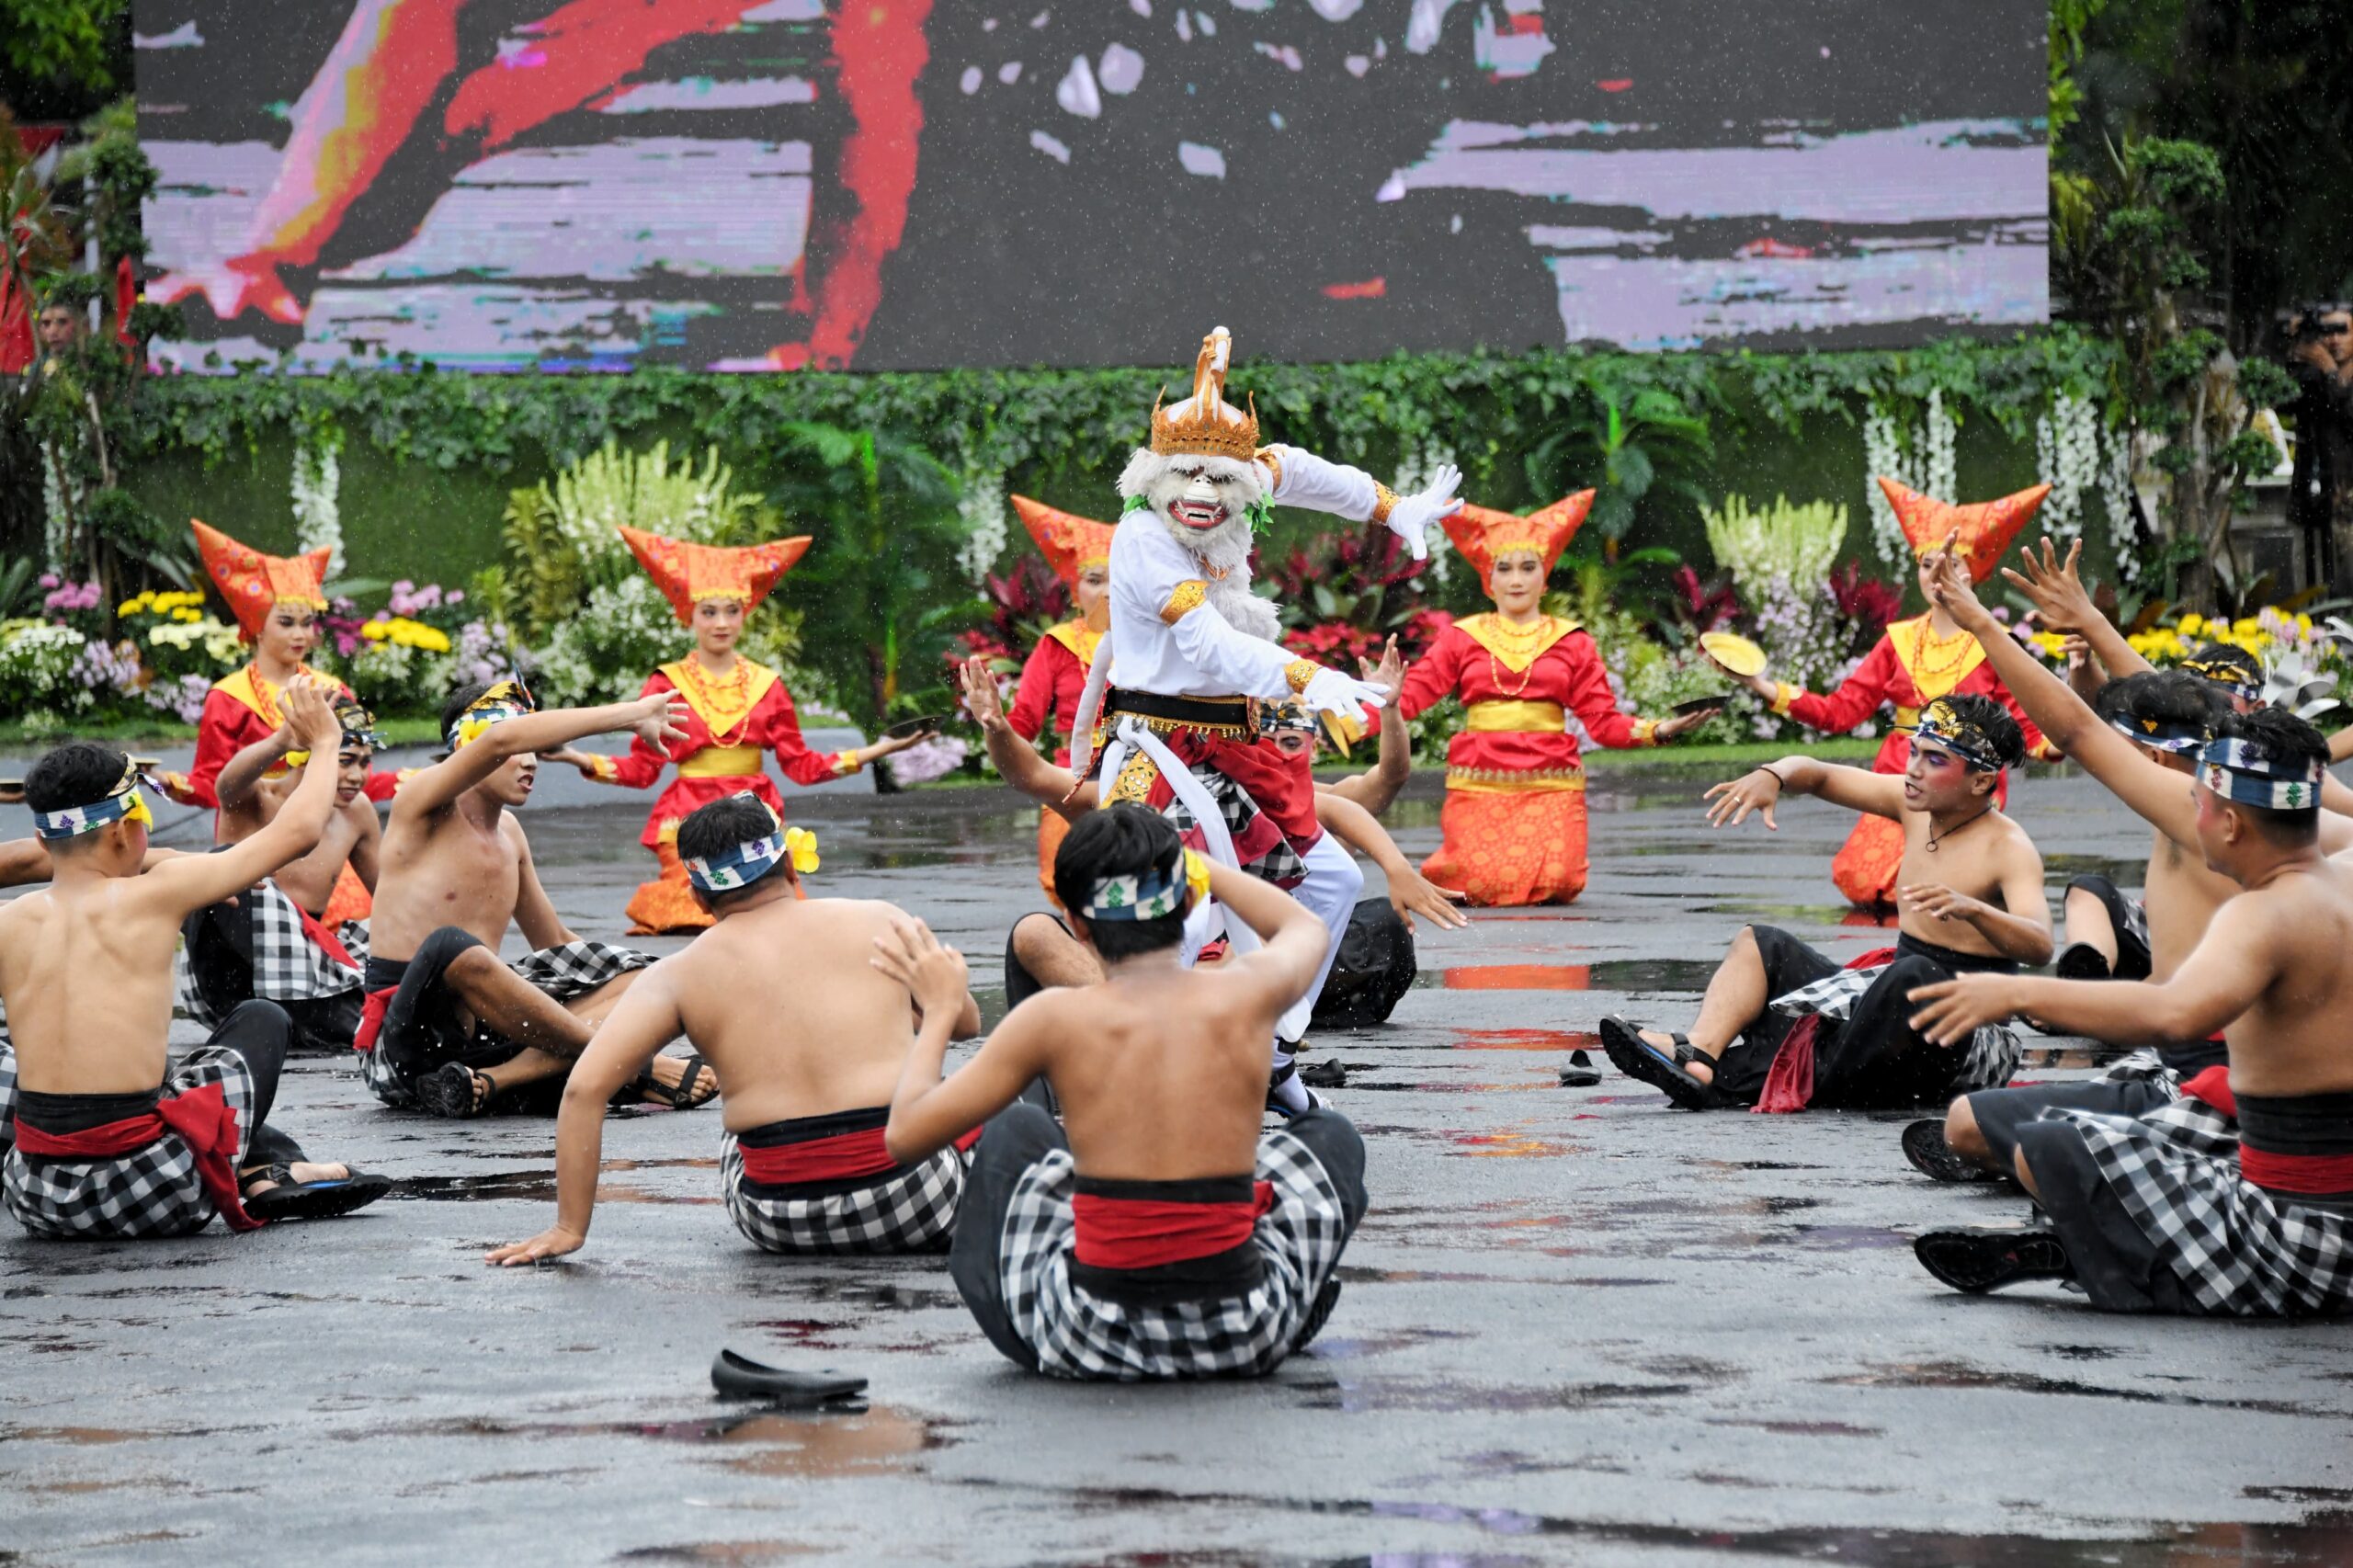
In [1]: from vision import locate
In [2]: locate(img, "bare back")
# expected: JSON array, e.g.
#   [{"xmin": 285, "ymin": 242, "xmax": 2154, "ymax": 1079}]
[
  {"xmin": 0, "ymin": 873, "xmax": 195, "ymax": 1094},
  {"xmin": 1896, "ymin": 808, "xmax": 2040, "ymax": 959},
  {"xmin": 1022, "ymin": 963, "xmax": 1277, "ymax": 1181},
  {"xmin": 664, "ymin": 897, "xmax": 923, "ymax": 1132},
  {"xmin": 369, "ymin": 798, "xmax": 524, "ymax": 961},
  {"xmin": 2224, "ymin": 862, "xmax": 2353, "ymax": 1096}
]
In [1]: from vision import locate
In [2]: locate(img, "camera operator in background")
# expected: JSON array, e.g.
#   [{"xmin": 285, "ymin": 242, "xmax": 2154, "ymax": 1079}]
[{"xmin": 2284, "ymin": 301, "xmax": 2353, "ymax": 592}]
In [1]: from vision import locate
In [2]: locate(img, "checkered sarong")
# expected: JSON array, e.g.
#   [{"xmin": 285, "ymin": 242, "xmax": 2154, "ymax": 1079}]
[
  {"xmin": 0, "ymin": 1044, "xmax": 255, "ymax": 1240},
  {"xmin": 995, "ymin": 1127, "xmax": 1352, "ymax": 1381},
  {"xmin": 721, "ymin": 1137, "xmax": 969, "ymax": 1255},
  {"xmin": 1770, "ymin": 961, "xmax": 2022, "ymax": 1096},
  {"xmin": 177, "ymin": 879, "xmax": 367, "ymax": 1028},
  {"xmin": 2049, "ymin": 1096, "xmax": 2353, "ymax": 1316},
  {"xmin": 1122, "ymin": 755, "xmax": 1311, "ymax": 890},
  {"xmin": 2095, "ymin": 1047, "xmax": 2187, "ymax": 1093},
  {"xmin": 361, "ymin": 938, "xmax": 652, "ymax": 1107}
]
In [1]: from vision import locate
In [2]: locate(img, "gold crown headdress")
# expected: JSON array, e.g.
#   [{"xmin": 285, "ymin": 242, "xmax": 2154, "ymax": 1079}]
[{"xmin": 1149, "ymin": 326, "xmax": 1260, "ymax": 462}]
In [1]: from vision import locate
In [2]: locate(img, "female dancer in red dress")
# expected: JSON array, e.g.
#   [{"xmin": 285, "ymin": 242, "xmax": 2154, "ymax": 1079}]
[
  {"xmin": 1004, "ymin": 495, "xmax": 1114, "ymax": 900},
  {"xmin": 558, "ymin": 526, "xmax": 926, "ymax": 933},
  {"xmin": 1713, "ymin": 480, "xmax": 2056, "ymax": 907},
  {"xmin": 1393, "ymin": 494, "xmax": 1714, "ymax": 906}
]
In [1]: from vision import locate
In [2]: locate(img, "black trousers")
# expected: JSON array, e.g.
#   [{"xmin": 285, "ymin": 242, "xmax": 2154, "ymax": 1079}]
[
  {"xmin": 182, "ymin": 895, "xmax": 364, "ymax": 1056},
  {"xmin": 2067, "ymin": 875, "xmax": 2153, "ymax": 982},
  {"xmin": 946, "ymin": 1102, "xmax": 1370, "ymax": 1371},
  {"xmin": 1964, "ymin": 1075, "xmax": 2177, "ymax": 1174}
]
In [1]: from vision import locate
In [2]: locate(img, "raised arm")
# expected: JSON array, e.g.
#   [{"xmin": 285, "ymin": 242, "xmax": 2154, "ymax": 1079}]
[
  {"xmin": 2001, "ymin": 537, "xmax": 2152, "ymax": 682},
  {"xmin": 214, "ymin": 718, "xmax": 298, "ymax": 820},
  {"xmin": 1910, "ymin": 890, "xmax": 2279, "ymax": 1048},
  {"xmin": 563, "ymin": 673, "xmax": 679, "ymax": 790},
  {"xmin": 1925, "ymin": 549, "xmax": 2201, "ymax": 846},
  {"xmin": 1704, "ymin": 754, "xmax": 1907, "ymax": 830},
  {"xmin": 1314, "ymin": 789, "xmax": 1467, "ymax": 930},
  {"xmin": 961, "ymin": 656, "xmax": 1095, "ymax": 819},
  {"xmin": 397, "ymin": 691, "xmax": 688, "ymax": 820},
  {"xmin": 485, "ymin": 961, "xmax": 687, "ymax": 1266},
  {"xmin": 881, "ymin": 918, "xmax": 1044, "ymax": 1165},
  {"xmin": 1199, "ymin": 857, "xmax": 1335, "ymax": 1018},
  {"xmin": 1259, "ymin": 447, "xmax": 1461, "ymax": 560},
  {"xmin": 141, "ymin": 681, "xmax": 347, "ymax": 915}
]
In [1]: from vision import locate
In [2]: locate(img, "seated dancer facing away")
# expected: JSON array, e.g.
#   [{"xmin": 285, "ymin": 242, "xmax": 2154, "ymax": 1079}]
[
  {"xmin": 552, "ymin": 527, "xmax": 929, "ymax": 935},
  {"xmin": 178, "ymin": 685, "xmax": 382, "ymax": 1055},
  {"xmin": 358, "ymin": 679, "xmax": 715, "ymax": 1119},
  {"xmin": 1906, "ymin": 710, "xmax": 2353, "ymax": 1315},
  {"xmin": 1715, "ymin": 481, "xmax": 2054, "ymax": 908},
  {"xmin": 486, "ymin": 793, "xmax": 983, "ymax": 1267},
  {"xmin": 0, "ymin": 710, "xmax": 390, "ymax": 1237},
  {"xmin": 1603, "ymin": 690, "xmax": 2052, "ymax": 1111},
  {"xmin": 1391, "ymin": 494, "xmax": 1714, "ymax": 906},
  {"xmin": 883, "ymin": 806, "xmax": 1368, "ymax": 1380},
  {"xmin": 957, "ymin": 655, "xmax": 1464, "ymax": 1026}
]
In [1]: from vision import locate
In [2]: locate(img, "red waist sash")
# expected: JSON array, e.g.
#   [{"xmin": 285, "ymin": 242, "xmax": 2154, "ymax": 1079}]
[
  {"xmin": 1072, "ymin": 1180, "xmax": 1275, "ymax": 1270},
  {"xmin": 354, "ymin": 987, "xmax": 395, "ymax": 1054},
  {"xmin": 1754, "ymin": 947, "xmax": 1897, "ymax": 1115},
  {"xmin": 738, "ymin": 1122, "xmax": 982, "ymax": 1187},
  {"xmin": 11, "ymin": 1083, "xmax": 262, "ymax": 1232},
  {"xmin": 293, "ymin": 902, "xmax": 357, "ymax": 971},
  {"xmin": 2184, "ymin": 1066, "xmax": 2353, "ymax": 1195}
]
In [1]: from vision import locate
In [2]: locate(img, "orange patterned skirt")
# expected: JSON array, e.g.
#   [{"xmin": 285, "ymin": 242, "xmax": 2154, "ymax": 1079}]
[
  {"xmin": 626, "ymin": 840, "xmax": 716, "ymax": 935},
  {"xmin": 1035, "ymin": 807, "xmax": 1071, "ymax": 905},
  {"xmin": 1830, "ymin": 812, "xmax": 1904, "ymax": 908},
  {"xmin": 1421, "ymin": 786, "xmax": 1589, "ymax": 907},
  {"xmin": 323, "ymin": 860, "xmax": 372, "ymax": 926}
]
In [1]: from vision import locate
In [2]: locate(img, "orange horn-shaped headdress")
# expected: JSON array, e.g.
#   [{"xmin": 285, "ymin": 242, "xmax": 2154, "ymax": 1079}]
[
  {"xmin": 1441, "ymin": 492, "xmax": 1597, "ymax": 587},
  {"xmin": 1010, "ymin": 495, "xmax": 1117, "ymax": 590},
  {"xmin": 190, "ymin": 518, "xmax": 331, "ymax": 642},
  {"xmin": 1876, "ymin": 478, "xmax": 2051, "ymax": 585},
  {"xmin": 618, "ymin": 526, "xmax": 813, "ymax": 627}
]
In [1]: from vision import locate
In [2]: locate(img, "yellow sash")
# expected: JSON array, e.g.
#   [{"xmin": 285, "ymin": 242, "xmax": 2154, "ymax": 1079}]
[
  {"xmin": 1042, "ymin": 619, "xmax": 1102, "ymax": 668},
  {"xmin": 660, "ymin": 657, "xmax": 779, "ymax": 742},
  {"xmin": 677, "ymin": 745, "xmax": 765, "ymax": 778},
  {"xmin": 1452, "ymin": 613, "xmax": 1580, "ymax": 674},
  {"xmin": 1464, "ymin": 700, "xmax": 1566, "ymax": 733},
  {"xmin": 1447, "ymin": 765, "xmax": 1586, "ymax": 795}
]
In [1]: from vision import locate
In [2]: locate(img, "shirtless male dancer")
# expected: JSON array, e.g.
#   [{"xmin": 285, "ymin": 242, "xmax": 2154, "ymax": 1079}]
[
  {"xmin": 359, "ymin": 679, "xmax": 712, "ymax": 1119},
  {"xmin": 1903, "ymin": 549, "xmax": 2338, "ymax": 1179},
  {"xmin": 179, "ymin": 685, "xmax": 382, "ymax": 1053},
  {"xmin": 485, "ymin": 792, "xmax": 983, "ymax": 1264},
  {"xmin": 1605, "ymin": 685, "xmax": 2052, "ymax": 1112},
  {"xmin": 1908, "ymin": 709, "xmax": 2353, "ymax": 1315},
  {"xmin": 881, "ymin": 804, "xmax": 1367, "ymax": 1380},
  {"xmin": 0, "ymin": 690, "xmax": 388, "ymax": 1237}
]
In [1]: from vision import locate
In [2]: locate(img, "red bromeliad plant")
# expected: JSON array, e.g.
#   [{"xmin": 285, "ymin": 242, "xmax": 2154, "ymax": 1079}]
[
  {"xmin": 1265, "ymin": 522, "xmax": 1445, "ymax": 662},
  {"xmin": 1661, "ymin": 565, "xmax": 1741, "ymax": 644},
  {"xmin": 1828, "ymin": 562, "xmax": 1904, "ymax": 653}
]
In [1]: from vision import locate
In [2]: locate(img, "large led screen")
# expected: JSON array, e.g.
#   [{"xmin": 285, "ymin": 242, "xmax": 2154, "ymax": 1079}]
[{"xmin": 135, "ymin": 0, "xmax": 2049, "ymax": 371}]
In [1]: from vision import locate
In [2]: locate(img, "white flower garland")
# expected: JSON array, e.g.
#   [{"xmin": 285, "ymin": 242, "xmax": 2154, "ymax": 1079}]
[
  {"xmin": 291, "ymin": 425, "xmax": 345, "ymax": 578},
  {"xmin": 40, "ymin": 441, "xmax": 74, "ymax": 573},
  {"xmin": 956, "ymin": 468, "xmax": 1008, "ymax": 585},
  {"xmin": 1923, "ymin": 389, "xmax": 1957, "ymax": 505},
  {"xmin": 2033, "ymin": 393, "xmax": 2102, "ymax": 540},
  {"xmin": 2105, "ymin": 432, "xmax": 2140, "ymax": 583},
  {"xmin": 1862, "ymin": 407, "xmax": 1913, "ymax": 562}
]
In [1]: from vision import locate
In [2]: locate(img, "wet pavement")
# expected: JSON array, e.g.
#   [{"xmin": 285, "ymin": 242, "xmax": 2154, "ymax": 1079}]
[{"xmin": 8, "ymin": 762, "xmax": 2353, "ymax": 1566}]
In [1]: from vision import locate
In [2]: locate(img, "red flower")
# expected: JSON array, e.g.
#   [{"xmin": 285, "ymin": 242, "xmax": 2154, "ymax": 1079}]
[{"xmin": 1829, "ymin": 562, "xmax": 1902, "ymax": 644}]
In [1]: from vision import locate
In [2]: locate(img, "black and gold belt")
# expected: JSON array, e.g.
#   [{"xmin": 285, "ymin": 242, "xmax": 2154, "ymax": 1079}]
[{"xmin": 1100, "ymin": 688, "xmax": 1258, "ymax": 738}]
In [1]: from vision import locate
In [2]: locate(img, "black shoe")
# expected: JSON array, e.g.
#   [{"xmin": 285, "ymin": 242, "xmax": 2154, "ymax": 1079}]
[
  {"xmin": 1915, "ymin": 1227, "xmax": 2074, "ymax": 1293},
  {"xmin": 2054, "ymin": 943, "xmax": 2113, "ymax": 982},
  {"xmin": 241, "ymin": 1165, "xmax": 392, "ymax": 1222},
  {"xmin": 710, "ymin": 1350, "xmax": 868, "ymax": 1408},
  {"xmin": 1901, "ymin": 1118, "xmax": 1992, "ymax": 1184},
  {"xmin": 1300, "ymin": 1058, "xmax": 1348, "ymax": 1089},
  {"xmin": 1290, "ymin": 1278, "xmax": 1343, "ymax": 1354}
]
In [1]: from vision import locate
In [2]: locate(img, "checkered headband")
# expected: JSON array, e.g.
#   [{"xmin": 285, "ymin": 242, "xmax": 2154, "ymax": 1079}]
[
  {"xmin": 2200, "ymin": 735, "xmax": 2325, "ymax": 812},
  {"xmin": 33, "ymin": 756, "xmax": 154, "ymax": 841},
  {"xmin": 1081, "ymin": 847, "xmax": 1211, "ymax": 922}
]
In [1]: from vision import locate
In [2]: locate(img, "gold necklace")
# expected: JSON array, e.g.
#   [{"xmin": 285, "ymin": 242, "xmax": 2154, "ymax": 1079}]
[
  {"xmin": 1483, "ymin": 614, "xmax": 1554, "ymax": 697},
  {"xmin": 679, "ymin": 656, "xmax": 756, "ymax": 742},
  {"xmin": 1909, "ymin": 618, "xmax": 1977, "ymax": 688}
]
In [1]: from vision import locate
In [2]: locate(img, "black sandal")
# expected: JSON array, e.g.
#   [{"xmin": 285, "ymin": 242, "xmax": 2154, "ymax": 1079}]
[
  {"xmin": 418, "ymin": 1061, "xmax": 494, "ymax": 1119},
  {"xmin": 710, "ymin": 1350, "xmax": 868, "ymax": 1408},
  {"xmin": 1598, "ymin": 1017, "xmax": 1714, "ymax": 1110},
  {"xmin": 240, "ymin": 1163, "xmax": 392, "ymax": 1221},
  {"xmin": 637, "ymin": 1053, "xmax": 717, "ymax": 1110},
  {"xmin": 1902, "ymin": 1118, "xmax": 1993, "ymax": 1184},
  {"xmin": 1914, "ymin": 1227, "xmax": 2074, "ymax": 1293}
]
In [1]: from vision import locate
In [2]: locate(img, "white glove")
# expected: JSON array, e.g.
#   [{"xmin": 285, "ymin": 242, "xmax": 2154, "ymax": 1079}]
[
  {"xmin": 1382, "ymin": 462, "xmax": 1463, "ymax": 561},
  {"xmin": 1301, "ymin": 667, "xmax": 1388, "ymax": 724}
]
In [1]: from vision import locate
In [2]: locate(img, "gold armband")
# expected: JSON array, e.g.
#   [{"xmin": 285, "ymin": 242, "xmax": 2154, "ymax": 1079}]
[
  {"xmin": 1161, "ymin": 580, "xmax": 1209, "ymax": 624},
  {"xmin": 1369, "ymin": 482, "xmax": 1400, "ymax": 527},
  {"xmin": 1769, "ymin": 681, "xmax": 1801, "ymax": 717},
  {"xmin": 1631, "ymin": 717, "xmax": 1662, "ymax": 746},
  {"xmin": 833, "ymin": 750, "xmax": 863, "ymax": 776},
  {"xmin": 586, "ymin": 753, "xmax": 620, "ymax": 781},
  {"xmin": 1284, "ymin": 659, "xmax": 1321, "ymax": 696},
  {"xmin": 1254, "ymin": 444, "xmax": 1286, "ymax": 493}
]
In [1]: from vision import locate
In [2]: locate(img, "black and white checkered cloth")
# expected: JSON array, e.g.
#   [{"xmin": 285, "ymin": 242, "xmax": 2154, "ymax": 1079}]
[
  {"xmin": 1769, "ymin": 961, "xmax": 2021, "ymax": 1096},
  {"xmin": 0, "ymin": 1043, "xmax": 255, "ymax": 1240},
  {"xmin": 360, "ymin": 938, "xmax": 652, "ymax": 1107},
  {"xmin": 2121, "ymin": 896, "xmax": 2151, "ymax": 954},
  {"xmin": 1155, "ymin": 761, "xmax": 1311, "ymax": 890},
  {"xmin": 176, "ymin": 879, "xmax": 367, "ymax": 1028},
  {"xmin": 2095, "ymin": 1047, "xmax": 2186, "ymax": 1092},
  {"xmin": 721, "ymin": 1137, "xmax": 968, "ymax": 1254},
  {"xmin": 995, "ymin": 1127, "xmax": 1352, "ymax": 1381},
  {"xmin": 2049, "ymin": 1096, "xmax": 2353, "ymax": 1316}
]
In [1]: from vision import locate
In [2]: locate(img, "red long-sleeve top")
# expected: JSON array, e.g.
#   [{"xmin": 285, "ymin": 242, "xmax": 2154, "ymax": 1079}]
[
  {"xmin": 165, "ymin": 665, "xmax": 398, "ymax": 812},
  {"xmin": 1774, "ymin": 615, "xmax": 2052, "ymax": 775},
  {"xmin": 1006, "ymin": 620, "xmax": 1101, "ymax": 767},
  {"xmin": 585, "ymin": 660, "xmax": 857, "ymax": 848},
  {"xmin": 1395, "ymin": 616, "xmax": 1658, "ymax": 787}
]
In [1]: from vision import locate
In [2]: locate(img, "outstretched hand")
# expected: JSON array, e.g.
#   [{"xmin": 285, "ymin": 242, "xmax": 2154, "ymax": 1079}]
[
  {"xmin": 1302, "ymin": 667, "xmax": 1387, "ymax": 724},
  {"xmin": 1906, "ymin": 973, "xmax": 2018, "ymax": 1047},
  {"xmin": 630, "ymin": 693, "xmax": 692, "ymax": 754},
  {"xmin": 1654, "ymin": 705, "xmax": 1719, "ymax": 741},
  {"xmin": 2000, "ymin": 537, "xmax": 2097, "ymax": 635},
  {"xmin": 1704, "ymin": 769, "xmax": 1781, "ymax": 830},
  {"xmin": 871, "ymin": 915, "xmax": 971, "ymax": 1019},
  {"xmin": 959, "ymin": 656, "xmax": 1010, "ymax": 733},
  {"xmin": 1923, "ymin": 539, "xmax": 1994, "ymax": 631},
  {"xmin": 1383, "ymin": 462, "xmax": 1464, "ymax": 562},
  {"xmin": 485, "ymin": 1225, "xmax": 585, "ymax": 1267},
  {"xmin": 1387, "ymin": 863, "xmax": 1471, "ymax": 932},
  {"xmin": 283, "ymin": 675, "xmax": 341, "ymax": 753},
  {"xmin": 1358, "ymin": 635, "xmax": 1405, "ymax": 705}
]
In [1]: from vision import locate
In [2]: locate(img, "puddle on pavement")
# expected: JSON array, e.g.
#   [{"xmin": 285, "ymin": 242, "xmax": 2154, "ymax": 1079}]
[
  {"xmin": 614, "ymin": 1544, "xmax": 815, "ymax": 1564},
  {"xmin": 409, "ymin": 1405, "xmax": 946, "ymax": 1479},
  {"xmin": 1824, "ymin": 1359, "xmax": 2335, "ymax": 1418},
  {"xmin": 393, "ymin": 1166, "xmax": 712, "ymax": 1205},
  {"xmin": 1449, "ymin": 1028, "xmax": 1598, "ymax": 1052},
  {"xmin": 1426, "ymin": 963, "xmax": 1591, "ymax": 992},
  {"xmin": 1290, "ymin": 1375, "xmax": 1695, "ymax": 1414}
]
